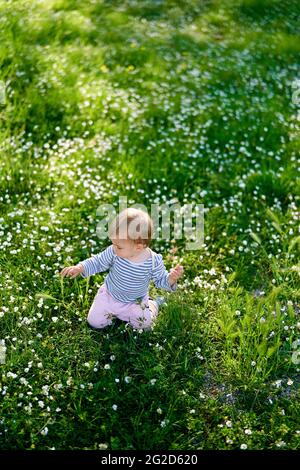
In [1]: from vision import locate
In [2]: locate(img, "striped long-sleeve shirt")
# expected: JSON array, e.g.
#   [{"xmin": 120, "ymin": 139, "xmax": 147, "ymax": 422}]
[{"xmin": 79, "ymin": 245, "xmax": 177, "ymax": 303}]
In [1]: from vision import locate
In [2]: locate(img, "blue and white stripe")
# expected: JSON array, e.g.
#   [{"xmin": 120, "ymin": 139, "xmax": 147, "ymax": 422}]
[{"xmin": 79, "ymin": 244, "xmax": 176, "ymax": 303}]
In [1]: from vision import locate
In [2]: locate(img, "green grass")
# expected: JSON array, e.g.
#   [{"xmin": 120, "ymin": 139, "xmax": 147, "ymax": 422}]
[{"xmin": 0, "ymin": 0, "xmax": 299, "ymax": 450}]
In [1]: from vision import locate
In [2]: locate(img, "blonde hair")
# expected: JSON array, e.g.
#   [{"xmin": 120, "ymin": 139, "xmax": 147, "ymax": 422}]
[{"xmin": 108, "ymin": 208, "xmax": 153, "ymax": 247}]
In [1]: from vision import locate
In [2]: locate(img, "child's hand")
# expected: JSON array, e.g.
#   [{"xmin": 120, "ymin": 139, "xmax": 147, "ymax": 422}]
[
  {"xmin": 168, "ymin": 264, "xmax": 184, "ymax": 286},
  {"xmin": 59, "ymin": 264, "xmax": 84, "ymax": 278}
]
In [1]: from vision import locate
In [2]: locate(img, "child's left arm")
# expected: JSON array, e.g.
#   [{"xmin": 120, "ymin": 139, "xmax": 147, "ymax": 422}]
[{"xmin": 152, "ymin": 254, "xmax": 183, "ymax": 292}]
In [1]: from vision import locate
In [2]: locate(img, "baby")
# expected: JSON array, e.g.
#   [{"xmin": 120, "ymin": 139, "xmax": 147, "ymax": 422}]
[{"xmin": 59, "ymin": 208, "xmax": 183, "ymax": 330}]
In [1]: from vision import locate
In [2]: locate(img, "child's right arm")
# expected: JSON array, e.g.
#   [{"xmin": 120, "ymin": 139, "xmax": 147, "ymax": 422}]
[{"xmin": 59, "ymin": 245, "xmax": 114, "ymax": 278}]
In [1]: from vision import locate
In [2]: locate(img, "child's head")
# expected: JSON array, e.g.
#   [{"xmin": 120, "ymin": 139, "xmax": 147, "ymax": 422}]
[{"xmin": 108, "ymin": 208, "xmax": 153, "ymax": 259}]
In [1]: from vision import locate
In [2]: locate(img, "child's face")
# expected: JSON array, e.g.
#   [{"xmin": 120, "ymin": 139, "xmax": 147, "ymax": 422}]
[{"xmin": 111, "ymin": 238, "xmax": 144, "ymax": 259}]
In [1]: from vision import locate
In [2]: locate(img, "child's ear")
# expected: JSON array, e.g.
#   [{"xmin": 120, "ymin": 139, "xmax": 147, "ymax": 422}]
[{"xmin": 136, "ymin": 242, "xmax": 145, "ymax": 250}]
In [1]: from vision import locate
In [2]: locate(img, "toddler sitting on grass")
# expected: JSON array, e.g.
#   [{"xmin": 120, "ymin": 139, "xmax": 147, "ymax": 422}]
[{"xmin": 59, "ymin": 208, "xmax": 183, "ymax": 330}]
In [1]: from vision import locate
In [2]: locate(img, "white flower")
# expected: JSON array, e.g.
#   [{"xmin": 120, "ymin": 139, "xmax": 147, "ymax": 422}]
[
  {"xmin": 7, "ymin": 372, "xmax": 18, "ymax": 379},
  {"xmin": 160, "ymin": 419, "xmax": 169, "ymax": 428},
  {"xmin": 157, "ymin": 408, "xmax": 162, "ymax": 414},
  {"xmin": 244, "ymin": 429, "xmax": 252, "ymax": 435},
  {"xmin": 51, "ymin": 317, "xmax": 58, "ymax": 323},
  {"xmin": 226, "ymin": 420, "xmax": 232, "ymax": 428},
  {"xmin": 54, "ymin": 383, "xmax": 62, "ymax": 390},
  {"xmin": 240, "ymin": 444, "xmax": 247, "ymax": 450},
  {"xmin": 150, "ymin": 379, "xmax": 157, "ymax": 385},
  {"xmin": 251, "ymin": 361, "xmax": 256, "ymax": 366},
  {"xmin": 110, "ymin": 355, "xmax": 115, "ymax": 361},
  {"xmin": 41, "ymin": 427, "xmax": 48, "ymax": 436},
  {"xmin": 104, "ymin": 364, "xmax": 110, "ymax": 370},
  {"xmin": 124, "ymin": 376, "xmax": 131, "ymax": 383},
  {"xmin": 287, "ymin": 379, "xmax": 293, "ymax": 386},
  {"xmin": 276, "ymin": 440, "xmax": 286, "ymax": 448},
  {"xmin": 112, "ymin": 404, "xmax": 118, "ymax": 411},
  {"xmin": 98, "ymin": 443, "xmax": 108, "ymax": 450}
]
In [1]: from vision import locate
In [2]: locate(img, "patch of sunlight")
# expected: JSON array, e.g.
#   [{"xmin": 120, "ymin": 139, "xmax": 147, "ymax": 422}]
[
  {"xmin": 104, "ymin": 11, "xmax": 131, "ymax": 26},
  {"xmin": 223, "ymin": 29, "xmax": 300, "ymax": 55},
  {"xmin": 181, "ymin": 23, "xmax": 209, "ymax": 45},
  {"xmin": 25, "ymin": 5, "xmax": 96, "ymax": 37},
  {"xmin": 181, "ymin": 9, "xmax": 234, "ymax": 44},
  {"xmin": 37, "ymin": 43, "xmax": 105, "ymax": 72},
  {"xmin": 33, "ymin": 0, "xmax": 58, "ymax": 10},
  {"xmin": 272, "ymin": 32, "xmax": 300, "ymax": 54}
]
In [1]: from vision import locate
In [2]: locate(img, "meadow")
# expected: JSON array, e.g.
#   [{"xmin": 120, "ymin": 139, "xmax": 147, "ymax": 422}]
[{"xmin": 0, "ymin": 0, "xmax": 299, "ymax": 450}]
